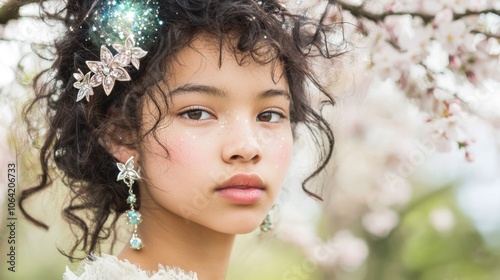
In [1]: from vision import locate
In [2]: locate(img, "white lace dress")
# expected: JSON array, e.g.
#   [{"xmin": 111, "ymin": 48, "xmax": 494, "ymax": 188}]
[{"xmin": 63, "ymin": 254, "xmax": 198, "ymax": 280}]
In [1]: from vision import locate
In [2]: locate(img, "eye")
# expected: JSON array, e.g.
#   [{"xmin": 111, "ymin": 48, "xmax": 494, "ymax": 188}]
[
  {"xmin": 257, "ymin": 110, "xmax": 286, "ymax": 123},
  {"xmin": 179, "ymin": 108, "xmax": 214, "ymax": 121}
]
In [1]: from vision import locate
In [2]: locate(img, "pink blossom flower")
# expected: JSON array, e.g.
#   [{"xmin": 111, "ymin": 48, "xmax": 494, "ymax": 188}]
[
  {"xmin": 362, "ymin": 208, "xmax": 399, "ymax": 237},
  {"xmin": 429, "ymin": 207, "xmax": 455, "ymax": 234},
  {"xmin": 435, "ymin": 20, "xmax": 468, "ymax": 53}
]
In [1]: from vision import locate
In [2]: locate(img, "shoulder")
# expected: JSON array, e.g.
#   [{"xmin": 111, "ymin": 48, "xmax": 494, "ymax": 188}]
[{"xmin": 62, "ymin": 253, "xmax": 198, "ymax": 280}]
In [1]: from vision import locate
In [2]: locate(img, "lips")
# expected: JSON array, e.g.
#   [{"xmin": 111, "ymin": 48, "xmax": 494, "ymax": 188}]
[{"xmin": 216, "ymin": 174, "xmax": 265, "ymax": 204}]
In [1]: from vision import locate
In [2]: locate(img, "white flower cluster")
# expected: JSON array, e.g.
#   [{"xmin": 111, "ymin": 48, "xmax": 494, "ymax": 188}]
[
  {"xmin": 277, "ymin": 0, "xmax": 500, "ymax": 274},
  {"xmin": 342, "ymin": 0, "xmax": 499, "ymax": 157}
]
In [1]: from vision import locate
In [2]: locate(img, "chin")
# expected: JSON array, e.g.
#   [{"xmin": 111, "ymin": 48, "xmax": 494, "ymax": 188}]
[
  {"xmin": 233, "ymin": 226, "xmax": 260, "ymax": 235},
  {"xmin": 215, "ymin": 220, "xmax": 263, "ymax": 235}
]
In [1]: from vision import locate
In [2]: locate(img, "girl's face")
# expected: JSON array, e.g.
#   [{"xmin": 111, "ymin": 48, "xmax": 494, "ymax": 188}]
[{"xmin": 137, "ymin": 35, "xmax": 293, "ymax": 234}]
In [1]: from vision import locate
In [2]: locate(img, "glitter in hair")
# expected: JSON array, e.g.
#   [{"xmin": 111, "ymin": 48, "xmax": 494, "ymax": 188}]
[{"xmin": 87, "ymin": 0, "xmax": 164, "ymax": 46}]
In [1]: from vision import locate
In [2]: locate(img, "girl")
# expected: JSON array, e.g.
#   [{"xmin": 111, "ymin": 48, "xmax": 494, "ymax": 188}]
[{"xmin": 20, "ymin": 0, "xmax": 341, "ymax": 278}]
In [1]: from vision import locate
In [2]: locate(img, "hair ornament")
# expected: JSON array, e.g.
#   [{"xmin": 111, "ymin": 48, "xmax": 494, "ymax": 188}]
[
  {"xmin": 73, "ymin": 0, "xmax": 161, "ymax": 102},
  {"xmin": 73, "ymin": 35, "xmax": 147, "ymax": 102},
  {"xmin": 113, "ymin": 36, "xmax": 148, "ymax": 70},
  {"xmin": 73, "ymin": 69, "xmax": 96, "ymax": 102}
]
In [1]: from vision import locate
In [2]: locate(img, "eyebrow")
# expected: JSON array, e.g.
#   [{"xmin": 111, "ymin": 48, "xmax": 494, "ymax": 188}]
[{"xmin": 168, "ymin": 83, "xmax": 290, "ymax": 100}]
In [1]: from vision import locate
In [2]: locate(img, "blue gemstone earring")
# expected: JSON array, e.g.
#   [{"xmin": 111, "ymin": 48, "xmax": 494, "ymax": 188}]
[
  {"xmin": 260, "ymin": 213, "xmax": 272, "ymax": 232},
  {"xmin": 116, "ymin": 156, "xmax": 143, "ymax": 250}
]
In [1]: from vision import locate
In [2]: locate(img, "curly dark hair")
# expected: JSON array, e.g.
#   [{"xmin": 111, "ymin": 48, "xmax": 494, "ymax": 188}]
[{"xmin": 20, "ymin": 0, "xmax": 345, "ymax": 260}]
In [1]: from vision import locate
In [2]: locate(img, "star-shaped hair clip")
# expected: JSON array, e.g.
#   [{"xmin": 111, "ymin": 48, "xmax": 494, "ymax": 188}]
[
  {"xmin": 73, "ymin": 69, "xmax": 96, "ymax": 102},
  {"xmin": 73, "ymin": 35, "xmax": 148, "ymax": 102}
]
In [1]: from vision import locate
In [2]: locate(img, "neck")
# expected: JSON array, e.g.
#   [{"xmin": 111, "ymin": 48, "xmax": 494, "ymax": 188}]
[{"xmin": 118, "ymin": 207, "xmax": 235, "ymax": 280}]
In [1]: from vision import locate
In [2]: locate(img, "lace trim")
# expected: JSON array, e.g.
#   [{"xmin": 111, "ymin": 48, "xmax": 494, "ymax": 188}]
[{"xmin": 63, "ymin": 253, "xmax": 198, "ymax": 280}]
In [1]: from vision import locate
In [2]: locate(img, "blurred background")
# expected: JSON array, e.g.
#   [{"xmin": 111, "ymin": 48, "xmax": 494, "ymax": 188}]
[{"xmin": 1, "ymin": 0, "xmax": 500, "ymax": 279}]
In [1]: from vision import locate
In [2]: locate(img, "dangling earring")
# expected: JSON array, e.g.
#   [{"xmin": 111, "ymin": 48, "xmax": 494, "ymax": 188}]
[
  {"xmin": 260, "ymin": 212, "xmax": 272, "ymax": 232},
  {"xmin": 116, "ymin": 156, "xmax": 142, "ymax": 250},
  {"xmin": 260, "ymin": 205, "xmax": 276, "ymax": 233}
]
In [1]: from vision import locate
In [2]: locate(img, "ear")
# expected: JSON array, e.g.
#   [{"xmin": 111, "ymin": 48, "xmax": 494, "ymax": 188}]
[
  {"xmin": 99, "ymin": 129, "xmax": 140, "ymax": 165},
  {"xmin": 109, "ymin": 141, "xmax": 139, "ymax": 164}
]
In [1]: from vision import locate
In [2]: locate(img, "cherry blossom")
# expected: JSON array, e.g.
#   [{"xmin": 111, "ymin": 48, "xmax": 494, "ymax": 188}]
[
  {"xmin": 362, "ymin": 208, "xmax": 399, "ymax": 237},
  {"xmin": 435, "ymin": 18, "xmax": 468, "ymax": 53},
  {"xmin": 429, "ymin": 207, "xmax": 456, "ymax": 234}
]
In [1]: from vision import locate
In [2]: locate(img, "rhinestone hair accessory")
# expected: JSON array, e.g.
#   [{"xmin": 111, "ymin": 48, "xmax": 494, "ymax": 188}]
[
  {"xmin": 116, "ymin": 156, "xmax": 143, "ymax": 250},
  {"xmin": 73, "ymin": 35, "xmax": 147, "ymax": 102},
  {"xmin": 73, "ymin": 0, "xmax": 162, "ymax": 102}
]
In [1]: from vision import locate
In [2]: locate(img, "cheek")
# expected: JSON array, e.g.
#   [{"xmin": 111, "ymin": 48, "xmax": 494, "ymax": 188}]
[
  {"xmin": 141, "ymin": 130, "xmax": 212, "ymax": 183},
  {"xmin": 262, "ymin": 131, "xmax": 294, "ymax": 173},
  {"xmin": 140, "ymin": 131, "xmax": 216, "ymax": 207},
  {"xmin": 167, "ymin": 131, "xmax": 209, "ymax": 168}
]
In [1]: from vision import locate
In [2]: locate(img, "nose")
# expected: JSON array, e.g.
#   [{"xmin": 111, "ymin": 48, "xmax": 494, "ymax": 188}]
[{"xmin": 221, "ymin": 121, "xmax": 262, "ymax": 164}]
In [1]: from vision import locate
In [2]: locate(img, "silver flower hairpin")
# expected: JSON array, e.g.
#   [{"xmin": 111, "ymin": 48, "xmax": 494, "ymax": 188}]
[{"xmin": 73, "ymin": 35, "xmax": 148, "ymax": 102}]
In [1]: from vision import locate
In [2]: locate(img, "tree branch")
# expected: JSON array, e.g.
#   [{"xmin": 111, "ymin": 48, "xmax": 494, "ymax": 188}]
[
  {"xmin": 334, "ymin": 0, "xmax": 500, "ymax": 25},
  {"xmin": 454, "ymin": 9, "xmax": 500, "ymax": 20}
]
